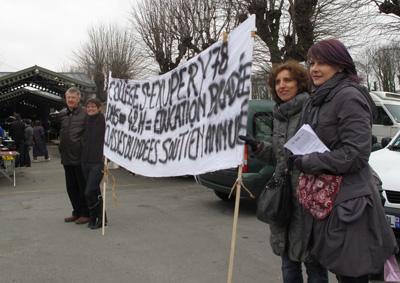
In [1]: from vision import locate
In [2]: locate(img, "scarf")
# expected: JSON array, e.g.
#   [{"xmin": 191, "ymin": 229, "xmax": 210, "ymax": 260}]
[
  {"xmin": 302, "ymin": 73, "xmax": 376, "ymax": 129},
  {"xmin": 274, "ymin": 92, "xmax": 309, "ymax": 122},
  {"xmin": 310, "ymin": 73, "xmax": 346, "ymax": 106}
]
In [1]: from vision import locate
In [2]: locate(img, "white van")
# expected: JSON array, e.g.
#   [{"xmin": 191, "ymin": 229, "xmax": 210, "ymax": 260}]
[
  {"xmin": 370, "ymin": 91, "xmax": 400, "ymax": 141},
  {"xmin": 369, "ymin": 129, "xmax": 400, "ymax": 238}
]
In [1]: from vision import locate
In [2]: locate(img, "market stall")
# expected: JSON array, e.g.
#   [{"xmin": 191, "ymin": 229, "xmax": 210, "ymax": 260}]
[{"xmin": 0, "ymin": 150, "xmax": 18, "ymax": 187}]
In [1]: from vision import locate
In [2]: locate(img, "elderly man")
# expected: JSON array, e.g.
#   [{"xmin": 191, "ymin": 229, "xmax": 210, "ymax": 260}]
[{"xmin": 57, "ymin": 87, "xmax": 89, "ymax": 224}]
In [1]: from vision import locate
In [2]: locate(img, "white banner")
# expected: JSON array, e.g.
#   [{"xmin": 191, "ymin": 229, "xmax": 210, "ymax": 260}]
[{"xmin": 104, "ymin": 15, "xmax": 255, "ymax": 177}]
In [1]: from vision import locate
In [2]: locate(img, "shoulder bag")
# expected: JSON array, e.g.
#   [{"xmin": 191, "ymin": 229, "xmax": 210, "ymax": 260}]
[
  {"xmin": 256, "ymin": 169, "xmax": 292, "ymax": 225},
  {"xmin": 297, "ymin": 173, "xmax": 343, "ymax": 220}
]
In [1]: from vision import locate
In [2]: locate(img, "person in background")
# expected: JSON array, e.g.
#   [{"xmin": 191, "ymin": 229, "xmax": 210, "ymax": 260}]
[
  {"xmin": 81, "ymin": 98, "xmax": 106, "ymax": 229},
  {"xmin": 57, "ymin": 87, "xmax": 89, "ymax": 224},
  {"xmin": 23, "ymin": 119, "xmax": 33, "ymax": 167},
  {"xmin": 371, "ymin": 135, "xmax": 382, "ymax": 152},
  {"xmin": 0, "ymin": 124, "xmax": 4, "ymax": 139},
  {"xmin": 241, "ymin": 61, "xmax": 328, "ymax": 283},
  {"xmin": 9, "ymin": 114, "xmax": 26, "ymax": 167},
  {"xmin": 293, "ymin": 39, "xmax": 397, "ymax": 282},
  {"xmin": 381, "ymin": 137, "xmax": 391, "ymax": 148},
  {"xmin": 33, "ymin": 120, "xmax": 50, "ymax": 161}
]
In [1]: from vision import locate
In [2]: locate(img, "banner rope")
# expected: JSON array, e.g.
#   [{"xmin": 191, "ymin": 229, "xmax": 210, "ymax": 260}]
[{"xmin": 228, "ymin": 178, "xmax": 255, "ymax": 199}]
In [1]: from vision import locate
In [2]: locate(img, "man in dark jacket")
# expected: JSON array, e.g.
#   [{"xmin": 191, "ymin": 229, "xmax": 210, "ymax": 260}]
[
  {"xmin": 9, "ymin": 114, "xmax": 26, "ymax": 167},
  {"xmin": 57, "ymin": 87, "xmax": 89, "ymax": 224},
  {"xmin": 0, "ymin": 125, "xmax": 4, "ymax": 139},
  {"xmin": 23, "ymin": 119, "xmax": 33, "ymax": 167}
]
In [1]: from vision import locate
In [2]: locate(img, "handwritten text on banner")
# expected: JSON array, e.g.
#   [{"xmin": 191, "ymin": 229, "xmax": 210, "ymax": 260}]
[{"xmin": 104, "ymin": 15, "xmax": 255, "ymax": 177}]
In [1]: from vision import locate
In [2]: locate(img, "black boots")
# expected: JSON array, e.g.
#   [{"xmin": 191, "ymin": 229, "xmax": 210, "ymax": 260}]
[
  {"xmin": 88, "ymin": 198, "xmax": 107, "ymax": 230},
  {"xmin": 88, "ymin": 206, "xmax": 98, "ymax": 228}
]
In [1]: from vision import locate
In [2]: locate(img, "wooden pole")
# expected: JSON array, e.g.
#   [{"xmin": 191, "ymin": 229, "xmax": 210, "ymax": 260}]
[
  {"xmin": 227, "ymin": 164, "xmax": 243, "ymax": 283},
  {"xmin": 102, "ymin": 158, "xmax": 108, "ymax": 236},
  {"xmin": 13, "ymin": 157, "xmax": 16, "ymax": 187}
]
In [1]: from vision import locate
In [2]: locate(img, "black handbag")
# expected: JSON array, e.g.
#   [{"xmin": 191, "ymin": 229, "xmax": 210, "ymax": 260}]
[{"xmin": 256, "ymin": 169, "xmax": 292, "ymax": 225}]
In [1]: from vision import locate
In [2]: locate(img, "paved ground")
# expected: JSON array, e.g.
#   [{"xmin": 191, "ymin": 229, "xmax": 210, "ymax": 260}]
[
  {"xmin": 0, "ymin": 146, "xmax": 382, "ymax": 282},
  {"xmin": 0, "ymin": 146, "xmax": 276, "ymax": 283}
]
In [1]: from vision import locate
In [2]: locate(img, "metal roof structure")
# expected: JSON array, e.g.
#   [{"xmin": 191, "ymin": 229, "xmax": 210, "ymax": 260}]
[
  {"xmin": 0, "ymin": 65, "xmax": 96, "ymax": 122},
  {"xmin": 0, "ymin": 65, "xmax": 96, "ymax": 98}
]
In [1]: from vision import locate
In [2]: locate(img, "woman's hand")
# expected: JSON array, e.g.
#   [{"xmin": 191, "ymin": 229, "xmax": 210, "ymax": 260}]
[
  {"xmin": 238, "ymin": 135, "xmax": 260, "ymax": 152},
  {"xmin": 288, "ymin": 154, "xmax": 303, "ymax": 171}
]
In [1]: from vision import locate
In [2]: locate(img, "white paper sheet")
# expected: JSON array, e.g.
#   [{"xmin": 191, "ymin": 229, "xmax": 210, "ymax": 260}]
[{"xmin": 284, "ymin": 124, "xmax": 330, "ymax": 155}]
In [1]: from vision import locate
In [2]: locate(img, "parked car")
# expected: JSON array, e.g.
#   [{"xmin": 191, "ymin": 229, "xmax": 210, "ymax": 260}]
[
  {"xmin": 370, "ymin": 91, "xmax": 400, "ymax": 141},
  {"xmin": 369, "ymin": 130, "xmax": 400, "ymax": 240},
  {"xmin": 195, "ymin": 99, "xmax": 275, "ymax": 201}
]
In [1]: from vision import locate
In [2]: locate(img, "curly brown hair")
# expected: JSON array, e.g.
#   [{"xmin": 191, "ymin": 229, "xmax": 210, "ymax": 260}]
[{"xmin": 267, "ymin": 60, "xmax": 310, "ymax": 104}]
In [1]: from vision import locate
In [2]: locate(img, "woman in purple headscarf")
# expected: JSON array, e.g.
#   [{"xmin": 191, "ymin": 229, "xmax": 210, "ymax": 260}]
[{"xmin": 292, "ymin": 39, "xmax": 398, "ymax": 282}]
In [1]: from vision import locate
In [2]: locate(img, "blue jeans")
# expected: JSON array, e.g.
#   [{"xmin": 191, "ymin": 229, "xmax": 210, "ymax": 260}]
[{"xmin": 281, "ymin": 253, "xmax": 328, "ymax": 283}]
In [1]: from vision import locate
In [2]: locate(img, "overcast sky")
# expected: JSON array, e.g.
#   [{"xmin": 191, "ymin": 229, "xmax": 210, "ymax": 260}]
[{"xmin": 0, "ymin": 0, "xmax": 134, "ymax": 72}]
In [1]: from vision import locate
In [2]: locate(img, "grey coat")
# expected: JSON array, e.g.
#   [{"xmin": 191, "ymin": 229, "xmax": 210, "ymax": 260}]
[
  {"xmin": 256, "ymin": 92, "xmax": 310, "ymax": 261},
  {"xmin": 58, "ymin": 106, "xmax": 86, "ymax": 165},
  {"xmin": 24, "ymin": 125, "xmax": 33, "ymax": 146},
  {"xmin": 299, "ymin": 74, "xmax": 397, "ymax": 277}
]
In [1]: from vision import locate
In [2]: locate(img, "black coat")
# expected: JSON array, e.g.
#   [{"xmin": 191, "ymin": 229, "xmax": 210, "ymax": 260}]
[
  {"xmin": 81, "ymin": 113, "xmax": 105, "ymax": 164},
  {"xmin": 9, "ymin": 120, "xmax": 25, "ymax": 144},
  {"xmin": 33, "ymin": 126, "xmax": 47, "ymax": 156}
]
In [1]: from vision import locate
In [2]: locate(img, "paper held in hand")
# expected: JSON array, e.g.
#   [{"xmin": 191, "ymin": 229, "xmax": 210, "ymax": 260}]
[{"xmin": 284, "ymin": 124, "xmax": 330, "ymax": 155}]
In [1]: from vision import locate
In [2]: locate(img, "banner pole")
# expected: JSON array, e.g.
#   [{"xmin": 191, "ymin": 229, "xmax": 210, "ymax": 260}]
[
  {"xmin": 102, "ymin": 158, "xmax": 108, "ymax": 236},
  {"xmin": 227, "ymin": 163, "xmax": 243, "ymax": 283}
]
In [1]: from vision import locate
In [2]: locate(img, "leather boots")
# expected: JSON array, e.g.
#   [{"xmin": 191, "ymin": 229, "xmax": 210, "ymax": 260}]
[{"xmin": 88, "ymin": 197, "xmax": 107, "ymax": 230}]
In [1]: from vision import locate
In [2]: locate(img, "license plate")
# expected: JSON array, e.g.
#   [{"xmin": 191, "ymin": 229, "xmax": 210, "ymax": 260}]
[{"xmin": 386, "ymin": 214, "xmax": 400, "ymax": 229}]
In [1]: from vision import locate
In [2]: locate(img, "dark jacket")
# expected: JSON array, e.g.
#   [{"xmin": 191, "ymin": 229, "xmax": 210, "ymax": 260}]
[
  {"xmin": 33, "ymin": 126, "xmax": 47, "ymax": 157},
  {"xmin": 299, "ymin": 74, "xmax": 397, "ymax": 277},
  {"xmin": 81, "ymin": 113, "xmax": 105, "ymax": 164},
  {"xmin": 58, "ymin": 107, "xmax": 86, "ymax": 165},
  {"xmin": 24, "ymin": 125, "xmax": 33, "ymax": 146},
  {"xmin": 9, "ymin": 120, "xmax": 25, "ymax": 144},
  {"xmin": 255, "ymin": 92, "xmax": 310, "ymax": 261}
]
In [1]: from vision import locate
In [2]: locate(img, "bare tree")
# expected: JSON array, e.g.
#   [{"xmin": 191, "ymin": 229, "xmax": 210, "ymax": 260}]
[
  {"xmin": 370, "ymin": 0, "xmax": 400, "ymax": 37},
  {"xmin": 312, "ymin": 1, "xmax": 373, "ymax": 43},
  {"xmin": 368, "ymin": 44, "xmax": 400, "ymax": 92},
  {"xmin": 131, "ymin": 0, "xmax": 175, "ymax": 74},
  {"xmin": 131, "ymin": 0, "xmax": 237, "ymax": 74},
  {"xmin": 237, "ymin": 0, "xmax": 373, "ymax": 64},
  {"xmin": 243, "ymin": 0, "xmax": 285, "ymax": 65},
  {"xmin": 74, "ymin": 24, "xmax": 146, "ymax": 101},
  {"xmin": 282, "ymin": 0, "xmax": 318, "ymax": 61},
  {"xmin": 130, "ymin": 0, "xmax": 379, "ymax": 90},
  {"xmin": 356, "ymin": 48, "xmax": 376, "ymax": 91},
  {"xmin": 372, "ymin": 0, "xmax": 400, "ymax": 16}
]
